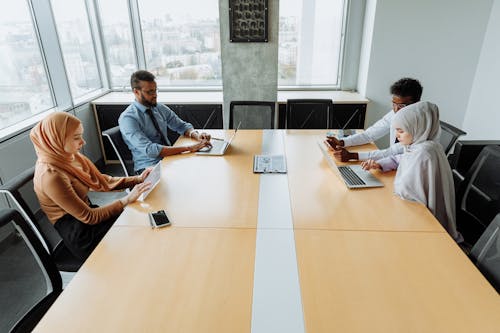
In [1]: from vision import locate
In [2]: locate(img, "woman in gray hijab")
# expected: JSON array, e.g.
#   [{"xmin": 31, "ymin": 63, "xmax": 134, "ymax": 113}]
[{"xmin": 362, "ymin": 101, "xmax": 462, "ymax": 242}]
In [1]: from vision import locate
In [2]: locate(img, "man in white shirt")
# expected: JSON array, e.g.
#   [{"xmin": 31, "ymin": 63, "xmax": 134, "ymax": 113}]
[{"xmin": 327, "ymin": 78, "xmax": 423, "ymax": 162}]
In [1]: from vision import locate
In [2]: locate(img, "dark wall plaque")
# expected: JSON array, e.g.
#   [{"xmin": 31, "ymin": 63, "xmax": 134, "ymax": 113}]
[{"xmin": 229, "ymin": 0, "xmax": 268, "ymax": 42}]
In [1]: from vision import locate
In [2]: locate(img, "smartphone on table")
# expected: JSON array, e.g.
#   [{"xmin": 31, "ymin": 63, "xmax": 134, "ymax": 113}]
[{"xmin": 148, "ymin": 210, "xmax": 171, "ymax": 228}]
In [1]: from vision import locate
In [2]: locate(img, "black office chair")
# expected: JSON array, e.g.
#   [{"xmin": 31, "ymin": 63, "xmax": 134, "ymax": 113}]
[
  {"xmin": 286, "ymin": 99, "xmax": 333, "ymax": 129},
  {"xmin": 102, "ymin": 126, "xmax": 134, "ymax": 177},
  {"xmin": 470, "ymin": 213, "xmax": 500, "ymax": 293},
  {"xmin": 448, "ymin": 140, "xmax": 500, "ymax": 194},
  {"xmin": 456, "ymin": 145, "xmax": 500, "ymax": 245},
  {"xmin": 229, "ymin": 101, "xmax": 276, "ymax": 129},
  {"xmin": 439, "ymin": 121, "xmax": 466, "ymax": 155},
  {"xmin": 0, "ymin": 208, "xmax": 62, "ymax": 333},
  {"xmin": 0, "ymin": 167, "xmax": 83, "ymax": 272}
]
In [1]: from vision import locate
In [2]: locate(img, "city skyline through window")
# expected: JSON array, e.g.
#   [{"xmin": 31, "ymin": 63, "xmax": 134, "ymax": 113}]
[
  {"xmin": 0, "ymin": 2, "xmax": 54, "ymax": 130},
  {"xmin": 138, "ymin": 0, "xmax": 222, "ymax": 87}
]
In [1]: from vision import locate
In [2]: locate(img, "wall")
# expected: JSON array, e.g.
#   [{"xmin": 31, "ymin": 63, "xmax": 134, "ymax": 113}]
[
  {"xmin": 358, "ymin": 0, "xmax": 493, "ymax": 148},
  {"xmin": 219, "ymin": 0, "xmax": 279, "ymax": 127},
  {"xmin": 462, "ymin": 0, "xmax": 500, "ymax": 140}
]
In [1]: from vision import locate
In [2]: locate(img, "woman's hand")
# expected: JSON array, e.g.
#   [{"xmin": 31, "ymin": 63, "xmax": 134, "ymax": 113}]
[
  {"xmin": 120, "ymin": 182, "xmax": 151, "ymax": 206},
  {"xmin": 361, "ymin": 159, "xmax": 381, "ymax": 171},
  {"xmin": 139, "ymin": 167, "xmax": 153, "ymax": 182}
]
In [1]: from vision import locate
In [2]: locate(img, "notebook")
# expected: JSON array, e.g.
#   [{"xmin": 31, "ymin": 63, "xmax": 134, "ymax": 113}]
[
  {"xmin": 196, "ymin": 122, "xmax": 241, "ymax": 156},
  {"xmin": 253, "ymin": 155, "xmax": 287, "ymax": 173},
  {"xmin": 139, "ymin": 161, "xmax": 162, "ymax": 201},
  {"xmin": 317, "ymin": 140, "xmax": 384, "ymax": 189}
]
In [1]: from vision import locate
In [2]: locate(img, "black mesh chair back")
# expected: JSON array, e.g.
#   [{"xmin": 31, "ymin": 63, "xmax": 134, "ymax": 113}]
[
  {"xmin": 439, "ymin": 121, "xmax": 466, "ymax": 155},
  {"xmin": 102, "ymin": 126, "xmax": 134, "ymax": 177},
  {"xmin": 470, "ymin": 213, "xmax": 500, "ymax": 292},
  {"xmin": 0, "ymin": 208, "xmax": 62, "ymax": 333},
  {"xmin": 286, "ymin": 99, "xmax": 333, "ymax": 129},
  {"xmin": 456, "ymin": 145, "xmax": 500, "ymax": 245},
  {"xmin": 0, "ymin": 167, "xmax": 83, "ymax": 272},
  {"xmin": 229, "ymin": 101, "xmax": 276, "ymax": 129}
]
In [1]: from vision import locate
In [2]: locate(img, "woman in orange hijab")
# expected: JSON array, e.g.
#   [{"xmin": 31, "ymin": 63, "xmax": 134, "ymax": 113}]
[{"xmin": 31, "ymin": 112, "xmax": 151, "ymax": 260}]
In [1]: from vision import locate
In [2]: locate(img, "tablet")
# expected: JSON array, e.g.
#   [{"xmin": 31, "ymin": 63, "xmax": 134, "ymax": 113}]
[{"xmin": 139, "ymin": 162, "xmax": 161, "ymax": 201}]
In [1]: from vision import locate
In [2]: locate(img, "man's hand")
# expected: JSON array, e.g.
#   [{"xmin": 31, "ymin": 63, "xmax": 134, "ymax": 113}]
[
  {"xmin": 187, "ymin": 139, "xmax": 211, "ymax": 152},
  {"xmin": 361, "ymin": 159, "xmax": 382, "ymax": 171},
  {"xmin": 326, "ymin": 136, "xmax": 344, "ymax": 149},
  {"xmin": 199, "ymin": 132, "xmax": 211, "ymax": 141},
  {"xmin": 333, "ymin": 147, "xmax": 358, "ymax": 162},
  {"xmin": 189, "ymin": 130, "xmax": 211, "ymax": 142}
]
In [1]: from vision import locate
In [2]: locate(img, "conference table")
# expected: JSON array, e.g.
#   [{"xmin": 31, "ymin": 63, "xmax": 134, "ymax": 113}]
[{"xmin": 34, "ymin": 130, "xmax": 500, "ymax": 333}]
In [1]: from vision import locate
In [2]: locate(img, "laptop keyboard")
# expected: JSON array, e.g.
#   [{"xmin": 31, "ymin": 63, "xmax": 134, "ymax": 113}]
[{"xmin": 338, "ymin": 166, "xmax": 366, "ymax": 186}]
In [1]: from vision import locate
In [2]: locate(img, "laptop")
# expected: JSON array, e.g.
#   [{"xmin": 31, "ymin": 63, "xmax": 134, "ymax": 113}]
[
  {"xmin": 317, "ymin": 140, "xmax": 384, "ymax": 189},
  {"xmin": 139, "ymin": 161, "xmax": 162, "ymax": 201},
  {"xmin": 196, "ymin": 122, "xmax": 241, "ymax": 156},
  {"xmin": 253, "ymin": 155, "xmax": 287, "ymax": 173}
]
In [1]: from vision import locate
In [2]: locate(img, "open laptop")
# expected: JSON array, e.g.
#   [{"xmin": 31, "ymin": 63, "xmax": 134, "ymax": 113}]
[
  {"xmin": 196, "ymin": 122, "xmax": 241, "ymax": 156},
  {"xmin": 139, "ymin": 161, "xmax": 162, "ymax": 201},
  {"xmin": 317, "ymin": 140, "xmax": 383, "ymax": 189}
]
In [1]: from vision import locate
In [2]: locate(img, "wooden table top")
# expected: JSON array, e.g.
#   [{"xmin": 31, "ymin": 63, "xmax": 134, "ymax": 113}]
[
  {"xmin": 295, "ymin": 229, "xmax": 500, "ymax": 333},
  {"xmin": 35, "ymin": 227, "xmax": 256, "ymax": 333},
  {"xmin": 34, "ymin": 130, "xmax": 499, "ymax": 333},
  {"xmin": 285, "ymin": 130, "xmax": 444, "ymax": 232}
]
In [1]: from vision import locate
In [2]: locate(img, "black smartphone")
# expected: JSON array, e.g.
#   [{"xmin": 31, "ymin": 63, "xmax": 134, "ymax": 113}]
[{"xmin": 148, "ymin": 210, "xmax": 171, "ymax": 228}]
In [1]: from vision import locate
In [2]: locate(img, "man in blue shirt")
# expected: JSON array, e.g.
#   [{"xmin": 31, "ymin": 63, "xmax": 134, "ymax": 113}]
[{"xmin": 119, "ymin": 70, "xmax": 212, "ymax": 174}]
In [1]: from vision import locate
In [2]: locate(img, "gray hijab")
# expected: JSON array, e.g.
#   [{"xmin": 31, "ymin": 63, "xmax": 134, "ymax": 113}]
[{"xmin": 392, "ymin": 101, "xmax": 461, "ymax": 241}]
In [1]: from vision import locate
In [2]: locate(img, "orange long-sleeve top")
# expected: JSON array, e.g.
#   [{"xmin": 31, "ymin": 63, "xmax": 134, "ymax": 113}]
[{"xmin": 34, "ymin": 162, "xmax": 140, "ymax": 225}]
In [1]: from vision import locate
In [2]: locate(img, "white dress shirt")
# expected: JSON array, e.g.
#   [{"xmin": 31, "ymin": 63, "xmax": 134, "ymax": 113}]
[{"xmin": 342, "ymin": 109, "xmax": 404, "ymax": 160}]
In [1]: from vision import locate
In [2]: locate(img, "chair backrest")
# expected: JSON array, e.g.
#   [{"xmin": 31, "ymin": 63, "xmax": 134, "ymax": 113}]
[
  {"xmin": 439, "ymin": 121, "xmax": 467, "ymax": 155},
  {"xmin": 449, "ymin": 140, "xmax": 500, "ymax": 175},
  {"xmin": 0, "ymin": 208, "xmax": 62, "ymax": 333},
  {"xmin": 286, "ymin": 99, "xmax": 333, "ymax": 129},
  {"xmin": 102, "ymin": 126, "xmax": 134, "ymax": 177},
  {"xmin": 0, "ymin": 168, "xmax": 83, "ymax": 272},
  {"xmin": 229, "ymin": 101, "xmax": 276, "ymax": 129},
  {"xmin": 470, "ymin": 213, "xmax": 500, "ymax": 292},
  {"xmin": 0, "ymin": 167, "xmax": 52, "ymax": 252},
  {"xmin": 456, "ymin": 145, "xmax": 500, "ymax": 244}
]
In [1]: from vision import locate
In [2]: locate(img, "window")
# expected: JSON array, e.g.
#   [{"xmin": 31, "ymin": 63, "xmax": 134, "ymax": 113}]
[
  {"xmin": 278, "ymin": 0, "xmax": 345, "ymax": 87},
  {"xmin": 98, "ymin": 0, "xmax": 137, "ymax": 88},
  {"xmin": 0, "ymin": 2, "xmax": 54, "ymax": 130},
  {"xmin": 138, "ymin": 0, "xmax": 222, "ymax": 87},
  {"xmin": 51, "ymin": 0, "xmax": 102, "ymax": 99}
]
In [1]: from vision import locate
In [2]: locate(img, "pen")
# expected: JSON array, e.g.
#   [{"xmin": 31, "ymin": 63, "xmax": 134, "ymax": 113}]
[{"xmin": 211, "ymin": 137, "xmax": 224, "ymax": 141}]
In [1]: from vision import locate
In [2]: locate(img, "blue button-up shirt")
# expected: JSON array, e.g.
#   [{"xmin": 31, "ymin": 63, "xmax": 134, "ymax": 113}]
[{"xmin": 118, "ymin": 101, "xmax": 193, "ymax": 171}]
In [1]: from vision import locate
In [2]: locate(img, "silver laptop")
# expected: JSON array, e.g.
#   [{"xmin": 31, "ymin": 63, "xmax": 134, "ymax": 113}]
[
  {"xmin": 317, "ymin": 140, "xmax": 383, "ymax": 189},
  {"xmin": 196, "ymin": 122, "xmax": 241, "ymax": 156},
  {"xmin": 139, "ymin": 161, "xmax": 161, "ymax": 201}
]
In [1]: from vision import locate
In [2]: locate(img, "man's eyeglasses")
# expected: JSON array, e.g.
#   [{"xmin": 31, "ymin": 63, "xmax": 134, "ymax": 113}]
[
  {"xmin": 135, "ymin": 88, "xmax": 158, "ymax": 96},
  {"xmin": 392, "ymin": 102, "xmax": 409, "ymax": 109}
]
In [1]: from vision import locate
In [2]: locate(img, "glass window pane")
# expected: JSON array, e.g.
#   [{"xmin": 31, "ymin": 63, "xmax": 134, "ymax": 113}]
[
  {"xmin": 0, "ymin": 2, "xmax": 54, "ymax": 130},
  {"xmin": 51, "ymin": 0, "xmax": 102, "ymax": 99},
  {"xmin": 138, "ymin": 0, "xmax": 222, "ymax": 87},
  {"xmin": 279, "ymin": 0, "xmax": 345, "ymax": 87},
  {"xmin": 98, "ymin": 0, "xmax": 137, "ymax": 88}
]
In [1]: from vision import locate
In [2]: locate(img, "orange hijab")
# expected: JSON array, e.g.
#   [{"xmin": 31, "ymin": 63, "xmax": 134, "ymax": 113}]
[{"xmin": 30, "ymin": 112, "xmax": 113, "ymax": 191}]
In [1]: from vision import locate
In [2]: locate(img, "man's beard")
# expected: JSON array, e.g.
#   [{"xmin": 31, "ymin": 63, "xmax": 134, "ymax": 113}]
[{"xmin": 140, "ymin": 93, "xmax": 157, "ymax": 107}]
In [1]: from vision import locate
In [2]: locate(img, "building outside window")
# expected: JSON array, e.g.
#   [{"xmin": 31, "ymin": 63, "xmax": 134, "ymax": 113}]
[
  {"xmin": 98, "ymin": 0, "xmax": 137, "ymax": 89},
  {"xmin": 0, "ymin": 2, "xmax": 54, "ymax": 130},
  {"xmin": 279, "ymin": 0, "xmax": 345, "ymax": 87},
  {"xmin": 51, "ymin": 0, "xmax": 102, "ymax": 99},
  {"xmin": 138, "ymin": 0, "xmax": 222, "ymax": 87}
]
